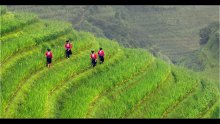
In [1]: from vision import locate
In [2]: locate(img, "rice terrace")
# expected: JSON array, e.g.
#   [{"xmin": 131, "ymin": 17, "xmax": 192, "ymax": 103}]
[{"xmin": 0, "ymin": 5, "xmax": 219, "ymax": 118}]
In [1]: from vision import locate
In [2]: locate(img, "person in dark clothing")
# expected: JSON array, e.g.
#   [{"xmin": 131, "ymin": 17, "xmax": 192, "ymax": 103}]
[
  {"xmin": 64, "ymin": 40, "xmax": 72, "ymax": 59},
  {"xmin": 90, "ymin": 50, "xmax": 97, "ymax": 67},
  {"xmin": 45, "ymin": 48, "xmax": 52, "ymax": 68},
  {"xmin": 98, "ymin": 47, "xmax": 105, "ymax": 64}
]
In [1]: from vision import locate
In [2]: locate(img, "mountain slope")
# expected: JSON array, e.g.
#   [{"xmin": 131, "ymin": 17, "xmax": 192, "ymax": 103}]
[
  {"xmin": 179, "ymin": 22, "xmax": 219, "ymax": 85},
  {"xmin": 0, "ymin": 7, "xmax": 219, "ymax": 118},
  {"xmin": 7, "ymin": 6, "xmax": 219, "ymax": 64}
]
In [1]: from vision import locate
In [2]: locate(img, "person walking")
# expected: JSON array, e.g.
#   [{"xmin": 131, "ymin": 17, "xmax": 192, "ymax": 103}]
[
  {"xmin": 45, "ymin": 48, "xmax": 53, "ymax": 68},
  {"xmin": 64, "ymin": 40, "xmax": 72, "ymax": 59},
  {"xmin": 90, "ymin": 50, "xmax": 97, "ymax": 67},
  {"xmin": 98, "ymin": 47, "xmax": 105, "ymax": 64}
]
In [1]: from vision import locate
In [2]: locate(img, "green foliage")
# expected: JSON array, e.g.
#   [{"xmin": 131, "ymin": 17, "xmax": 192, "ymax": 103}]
[
  {"xmin": 166, "ymin": 78, "xmax": 219, "ymax": 118},
  {"xmin": 55, "ymin": 48, "xmax": 153, "ymax": 118},
  {"xmin": 1, "ymin": 31, "xmax": 96, "ymax": 118},
  {"xmin": 6, "ymin": 6, "xmax": 219, "ymax": 74},
  {"xmin": 1, "ymin": 12, "xmax": 39, "ymax": 35},
  {"xmin": 1, "ymin": 9, "xmax": 219, "ymax": 119},
  {"xmin": 1, "ymin": 20, "xmax": 72, "ymax": 63}
]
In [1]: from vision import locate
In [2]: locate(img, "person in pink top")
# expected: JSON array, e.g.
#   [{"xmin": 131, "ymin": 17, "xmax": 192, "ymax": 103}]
[
  {"xmin": 45, "ymin": 48, "xmax": 52, "ymax": 68},
  {"xmin": 98, "ymin": 47, "xmax": 105, "ymax": 64},
  {"xmin": 90, "ymin": 50, "xmax": 97, "ymax": 67},
  {"xmin": 64, "ymin": 40, "xmax": 72, "ymax": 59}
]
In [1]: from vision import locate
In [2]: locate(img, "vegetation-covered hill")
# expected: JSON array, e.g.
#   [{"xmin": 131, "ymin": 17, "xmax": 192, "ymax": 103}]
[
  {"xmin": 1, "ymin": 6, "xmax": 219, "ymax": 118},
  {"xmin": 179, "ymin": 22, "xmax": 219, "ymax": 87},
  {"xmin": 7, "ymin": 5, "xmax": 219, "ymax": 67}
]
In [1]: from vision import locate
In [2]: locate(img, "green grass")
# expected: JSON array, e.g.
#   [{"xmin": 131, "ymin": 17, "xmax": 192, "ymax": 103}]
[
  {"xmin": 0, "ymin": 12, "xmax": 39, "ymax": 35},
  {"xmin": 166, "ymin": 79, "xmax": 219, "ymax": 118},
  {"xmin": 1, "ymin": 8, "xmax": 219, "ymax": 118},
  {"xmin": 45, "ymin": 38, "xmax": 123, "ymax": 118},
  {"xmin": 127, "ymin": 66, "xmax": 200, "ymax": 118},
  {"xmin": 54, "ymin": 48, "xmax": 154, "ymax": 118},
  {"xmin": 0, "ymin": 31, "xmax": 94, "ymax": 116},
  {"xmin": 5, "ymin": 36, "xmax": 121, "ymax": 118},
  {"xmin": 1, "ymin": 31, "xmax": 97, "ymax": 118},
  {"xmin": 91, "ymin": 59, "xmax": 170, "ymax": 118},
  {"xmin": 1, "ymin": 20, "xmax": 72, "ymax": 63},
  {"xmin": 202, "ymin": 99, "xmax": 220, "ymax": 118}
]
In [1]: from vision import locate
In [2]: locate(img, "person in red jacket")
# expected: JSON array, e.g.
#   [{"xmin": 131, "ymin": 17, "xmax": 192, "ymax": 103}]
[
  {"xmin": 90, "ymin": 50, "xmax": 97, "ymax": 67},
  {"xmin": 45, "ymin": 48, "xmax": 52, "ymax": 68},
  {"xmin": 98, "ymin": 47, "xmax": 105, "ymax": 64},
  {"xmin": 64, "ymin": 40, "xmax": 72, "ymax": 59}
]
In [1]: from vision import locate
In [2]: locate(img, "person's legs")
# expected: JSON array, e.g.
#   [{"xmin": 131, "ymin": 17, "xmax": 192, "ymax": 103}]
[
  {"xmin": 91, "ymin": 59, "xmax": 94, "ymax": 67},
  {"xmin": 66, "ymin": 50, "xmax": 70, "ymax": 58},
  {"xmin": 92, "ymin": 59, "xmax": 96, "ymax": 67},
  {"xmin": 68, "ymin": 51, "xmax": 70, "ymax": 58},
  {"xmin": 47, "ymin": 58, "xmax": 52, "ymax": 68},
  {"xmin": 101, "ymin": 56, "xmax": 104, "ymax": 63},
  {"xmin": 94, "ymin": 60, "xmax": 96, "ymax": 67},
  {"xmin": 99, "ymin": 56, "xmax": 104, "ymax": 64}
]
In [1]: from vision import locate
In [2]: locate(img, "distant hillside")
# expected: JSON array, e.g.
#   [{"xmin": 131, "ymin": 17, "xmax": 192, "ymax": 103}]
[
  {"xmin": 7, "ymin": 6, "xmax": 219, "ymax": 69},
  {"xmin": 1, "ymin": 6, "xmax": 219, "ymax": 118},
  {"xmin": 178, "ymin": 22, "xmax": 219, "ymax": 86}
]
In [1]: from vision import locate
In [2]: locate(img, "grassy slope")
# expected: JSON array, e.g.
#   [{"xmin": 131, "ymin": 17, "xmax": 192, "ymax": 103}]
[
  {"xmin": 7, "ymin": 6, "xmax": 219, "ymax": 89},
  {"xmin": 7, "ymin": 6, "xmax": 219, "ymax": 60},
  {"xmin": 1, "ymin": 8, "xmax": 219, "ymax": 118}
]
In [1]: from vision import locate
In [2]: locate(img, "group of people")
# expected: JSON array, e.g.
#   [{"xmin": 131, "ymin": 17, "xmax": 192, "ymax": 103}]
[
  {"xmin": 45, "ymin": 40, "xmax": 105, "ymax": 68},
  {"xmin": 90, "ymin": 47, "xmax": 105, "ymax": 67}
]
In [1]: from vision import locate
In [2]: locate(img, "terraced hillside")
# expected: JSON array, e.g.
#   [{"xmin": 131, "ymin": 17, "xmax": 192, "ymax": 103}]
[{"xmin": 0, "ymin": 8, "xmax": 219, "ymax": 118}]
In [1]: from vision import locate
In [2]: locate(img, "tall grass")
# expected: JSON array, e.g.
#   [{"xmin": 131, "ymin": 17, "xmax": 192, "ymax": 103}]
[
  {"xmin": 1, "ymin": 20, "xmax": 72, "ymax": 63},
  {"xmin": 9, "ymin": 37, "xmax": 121, "ymax": 118},
  {"xmin": 92, "ymin": 59, "xmax": 170, "ymax": 118},
  {"xmin": 44, "ymin": 38, "xmax": 122, "ymax": 118},
  {"xmin": 1, "ymin": 31, "xmax": 95, "ymax": 117},
  {"xmin": 1, "ymin": 12, "xmax": 39, "ymax": 35},
  {"xmin": 54, "ymin": 48, "xmax": 153, "ymax": 118},
  {"xmin": 166, "ymin": 78, "xmax": 219, "ymax": 118},
  {"xmin": 127, "ymin": 66, "xmax": 199, "ymax": 118}
]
